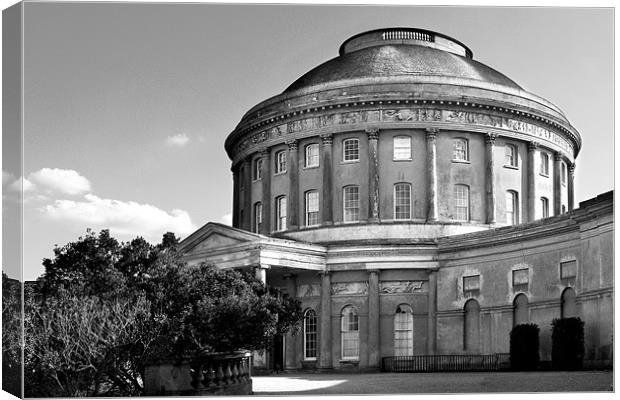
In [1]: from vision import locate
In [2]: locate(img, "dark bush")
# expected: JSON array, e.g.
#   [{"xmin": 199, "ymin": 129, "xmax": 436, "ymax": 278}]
[
  {"xmin": 510, "ymin": 323, "xmax": 540, "ymax": 371},
  {"xmin": 551, "ymin": 317, "xmax": 585, "ymax": 370}
]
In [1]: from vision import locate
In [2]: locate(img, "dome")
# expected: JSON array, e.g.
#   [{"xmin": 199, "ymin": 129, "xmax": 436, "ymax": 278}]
[
  {"xmin": 284, "ymin": 28, "xmax": 522, "ymax": 94},
  {"xmin": 285, "ymin": 43, "xmax": 522, "ymax": 93}
]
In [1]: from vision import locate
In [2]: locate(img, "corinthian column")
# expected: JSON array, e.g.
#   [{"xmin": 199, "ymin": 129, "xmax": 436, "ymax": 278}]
[
  {"xmin": 260, "ymin": 148, "xmax": 272, "ymax": 234},
  {"xmin": 318, "ymin": 271, "xmax": 332, "ymax": 370},
  {"xmin": 287, "ymin": 139, "xmax": 299, "ymax": 230},
  {"xmin": 321, "ymin": 134, "xmax": 333, "ymax": 225},
  {"xmin": 232, "ymin": 165, "xmax": 240, "ymax": 228},
  {"xmin": 427, "ymin": 270, "xmax": 437, "ymax": 355},
  {"xmin": 568, "ymin": 163, "xmax": 576, "ymax": 211},
  {"xmin": 366, "ymin": 128, "xmax": 380, "ymax": 223},
  {"xmin": 527, "ymin": 141, "xmax": 539, "ymax": 222},
  {"xmin": 553, "ymin": 152, "xmax": 562, "ymax": 215},
  {"xmin": 485, "ymin": 133, "xmax": 497, "ymax": 224},
  {"xmin": 367, "ymin": 270, "xmax": 380, "ymax": 369},
  {"xmin": 425, "ymin": 128, "xmax": 438, "ymax": 222}
]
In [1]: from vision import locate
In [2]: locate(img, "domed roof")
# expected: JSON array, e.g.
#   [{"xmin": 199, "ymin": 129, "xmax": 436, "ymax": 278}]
[{"xmin": 284, "ymin": 29, "xmax": 522, "ymax": 93}]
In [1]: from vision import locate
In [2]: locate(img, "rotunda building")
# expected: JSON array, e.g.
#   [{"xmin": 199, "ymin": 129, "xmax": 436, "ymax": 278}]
[{"xmin": 181, "ymin": 28, "xmax": 612, "ymax": 373}]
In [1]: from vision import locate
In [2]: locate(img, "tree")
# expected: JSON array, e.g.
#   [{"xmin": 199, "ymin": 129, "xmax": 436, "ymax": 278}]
[
  {"xmin": 551, "ymin": 317, "xmax": 585, "ymax": 370},
  {"xmin": 26, "ymin": 229, "xmax": 302, "ymax": 396},
  {"xmin": 509, "ymin": 323, "xmax": 540, "ymax": 371},
  {"xmin": 2, "ymin": 273, "xmax": 22, "ymax": 397}
]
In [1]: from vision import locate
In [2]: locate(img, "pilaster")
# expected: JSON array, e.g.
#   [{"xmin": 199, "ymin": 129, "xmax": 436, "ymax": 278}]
[
  {"xmin": 242, "ymin": 157, "xmax": 252, "ymax": 231},
  {"xmin": 321, "ymin": 134, "xmax": 334, "ymax": 225},
  {"xmin": 366, "ymin": 128, "xmax": 380, "ymax": 223},
  {"xmin": 425, "ymin": 128, "xmax": 438, "ymax": 222},
  {"xmin": 568, "ymin": 163, "xmax": 576, "ymax": 211},
  {"xmin": 318, "ymin": 271, "xmax": 332, "ymax": 370},
  {"xmin": 287, "ymin": 140, "xmax": 299, "ymax": 230},
  {"xmin": 367, "ymin": 270, "xmax": 380, "ymax": 369},
  {"xmin": 232, "ymin": 165, "xmax": 240, "ymax": 228},
  {"xmin": 260, "ymin": 148, "xmax": 272, "ymax": 234},
  {"xmin": 427, "ymin": 270, "xmax": 437, "ymax": 355},
  {"xmin": 283, "ymin": 273, "xmax": 298, "ymax": 371},
  {"xmin": 553, "ymin": 152, "xmax": 562, "ymax": 215},
  {"xmin": 527, "ymin": 141, "xmax": 539, "ymax": 222},
  {"xmin": 485, "ymin": 133, "xmax": 497, "ymax": 224}
]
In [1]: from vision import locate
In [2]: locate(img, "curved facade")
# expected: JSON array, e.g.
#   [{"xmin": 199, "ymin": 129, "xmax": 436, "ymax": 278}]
[
  {"xmin": 226, "ymin": 28, "xmax": 580, "ymax": 241},
  {"xmin": 181, "ymin": 28, "xmax": 612, "ymax": 374}
]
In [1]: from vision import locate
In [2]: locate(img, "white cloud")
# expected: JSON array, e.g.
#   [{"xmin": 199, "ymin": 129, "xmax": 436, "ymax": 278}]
[
  {"xmin": 220, "ymin": 213, "xmax": 232, "ymax": 226},
  {"xmin": 166, "ymin": 133, "xmax": 190, "ymax": 147},
  {"xmin": 6, "ymin": 177, "xmax": 35, "ymax": 192},
  {"xmin": 29, "ymin": 168, "xmax": 91, "ymax": 195},
  {"xmin": 2, "ymin": 171, "xmax": 15, "ymax": 186},
  {"xmin": 41, "ymin": 194, "xmax": 197, "ymax": 242}
]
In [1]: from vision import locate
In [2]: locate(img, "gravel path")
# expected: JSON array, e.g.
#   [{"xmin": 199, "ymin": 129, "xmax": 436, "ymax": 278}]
[{"xmin": 252, "ymin": 371, "xmax": 613, "ymax": 395}]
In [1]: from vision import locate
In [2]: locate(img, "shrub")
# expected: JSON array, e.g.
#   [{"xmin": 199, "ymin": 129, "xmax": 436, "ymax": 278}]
[
  {"xmin": 551, "ymin": 317, "xmax": 585, "ymax": 370},
  {"xmin": 510, "ymin": 323, "xmax": 540, "ymax": 371}
]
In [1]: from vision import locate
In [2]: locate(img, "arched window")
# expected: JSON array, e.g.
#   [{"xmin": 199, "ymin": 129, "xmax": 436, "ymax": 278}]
[
  {"xmin": 343, "ymin": 185, "xmax": 360, "ymax": 222},
  {"xmin": 540, "ymin": 152, "xmax": 550, "ymax": 175},
  {"xmin": 506, "ymin": 190, "xmax": 519, "ymax": 225},
  {"xmin": 394, "ymin": 183, "xmax": 411, "ymax": 220},
  {"xmin": 561, "ymin": 288, "xmax": 577, "ymax": 319},
  {"xmin": 253, "ymin": 158, "xmax": 263, "ymax": 181},
  {"xmin": 541, "ymin": 197, "xmax": 549, "ymax": 218},
  {"xmin": 454, "ymin": 184, "xmax": 470, "ymax": 221},
  {"xmin": 561, "ymin": 205, "xmax": 567, "ymax": 214},
  {"xmin": 464, "ymin": 299, "xmax": 480, "ymax": 353},
  {"xmin": 394, "ymin": 304, "xmax": 413, "ymax": 356},
  {"xmin": 561, "ymin": 162, "xmax": 567, "ymax": 185},
  {"xmin": 453, "ymin": 138, "xmax": 469, "ymax": 161},
  {"xmin": 505, "ymin": 144, "xmax": 518, "ymax": 167},
  {"xmin": 305, "ymin": 190, "xmax": 320, "ymax": 226},
  {"xmin": 303, "ymin": 309, "xmax": 318, "ymax": 360},
  {"xmin": 305, "ymin": 144, "xmax": 320, "ymax": 168},
  {"xmin": 342, "ymin": 138, "xmax": 360, "ymax": 162},
  {"xmin": 513, "ymin": 293, "xmax": 529, "ymax": 326},
  {"xmin": 275, "ymin": 150, "xmax": 287, "ymax": 174},
  {"xmin": 253, "ymin": 202, "xmax": 262, "ymax": 233},
  {"xmin": 393, "ymin": 136, "xmax": 412, "ymax": 160},
  {"xmin": 341, "ymin": 305, "xmax": 359, "ymax": 359},
  {"xmin": 276, "ymin": 195, "xmax": 287, "ymax": 231}
]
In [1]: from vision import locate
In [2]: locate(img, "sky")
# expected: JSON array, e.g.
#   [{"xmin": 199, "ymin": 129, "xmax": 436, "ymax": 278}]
[{"xmin": 2, "ymin": 3, "xmax": 614, "ymax": 281}]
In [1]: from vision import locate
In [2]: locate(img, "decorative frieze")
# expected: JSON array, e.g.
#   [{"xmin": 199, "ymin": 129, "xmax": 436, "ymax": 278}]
[
  {"xmin": 296, "ymin": 283, "xmax": 321, "ymax": 297},
  {"xmin": 380, "ymin": 280, "xmax": 427, "ymax": 294},
  {"xmin": 235, "ymin": 106, "xmax": 574, "ymax": 162},
  {"xmin": 331, "ymin": 282, "xmax": 368, "ymax": 296}
]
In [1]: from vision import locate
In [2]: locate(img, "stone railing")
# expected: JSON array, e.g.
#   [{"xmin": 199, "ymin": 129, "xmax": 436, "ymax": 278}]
[
  {"xmin": 382, "ymin": 353, "xmax": 511, "ymax": 373},
  {"xmin": 144, "ymin": 350, "xmax": 253, "ymax": 396}
]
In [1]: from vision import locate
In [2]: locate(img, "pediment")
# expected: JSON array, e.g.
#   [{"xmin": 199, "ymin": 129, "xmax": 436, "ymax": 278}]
[{"xmin": 179, "ymin": 222, "xmax": 261, "ymax": 255}]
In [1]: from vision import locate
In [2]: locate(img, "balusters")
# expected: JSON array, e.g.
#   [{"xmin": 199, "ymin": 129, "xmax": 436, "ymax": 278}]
[{"xmin": 190, "ymin": 363, "xmax": 204, "ymax": 390}]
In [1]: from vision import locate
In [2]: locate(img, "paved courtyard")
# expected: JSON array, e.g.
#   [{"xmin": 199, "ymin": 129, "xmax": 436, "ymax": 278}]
[{"xmin": 252, "ymin": 371, "xmax": 613, "ymax": 395}]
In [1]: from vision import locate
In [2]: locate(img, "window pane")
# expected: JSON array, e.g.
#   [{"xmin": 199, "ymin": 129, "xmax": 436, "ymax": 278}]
[
  {"xmin": 343, "ymin": 139, "xmax": 359, "ymax": 161},
  {"xmin": 506, "ymin": 191, "xmax": 517, "ymax": 225},
  {"xmin": 540, "ymin": 153, "xmax": 549, "ymax": 175},
  {"xmin": 305, "ymin": 144, "xmax": 319, "ymax": 167},
  {"xmin": 343, "ymin": 186, "xmax": 360, "ymax": 222},
  {"xmin": 453, "ymin": 139, "xmax": 468, "ymax": 161},
  {"xmin": 304, "ymin": 310, "xmax": 317, "ymax": 359},
  {"xmin": 393, "ymin": 136, "xmax": 411, "ymax": 160},
  {"xmin": 254, "ymin": 202, "xmax": 262, "ymax": 233},
  {"xmin": 341, "ymin": 307, "xmax": 359, "ymax": 359},
  {"xmin": 513, "ymin": 269, "xmax": 529, "ymax": 286},
  {"xmin": 394, "ymin": 306, "xmax": 413, "ymax": 356},
  {"xmin": 463, "ymin": 275, "xmax": 480, "ymax": 292},
  {"xmin": 253, "ymin": 158, "xmax": 263, "ymax": 180},
  {"xmin": 306, "ymin": 191, "xmax": 320, "ymax": 226},
  {"xmin": 394, "ymin": 183, "xmax": 411, "ymax": 220},
  {"xmin": 541, "ymin": 197, "xmax": 549, "ymax": 218},
  {"xmin": 505, "ymin": 145, "xmax": 516, "ymax": 166},
  {"xmin": 277, "ymin": 196, "xmax": 287, "ymax": 230},
  {"xmin": 276, "ymin": 151, "xmax": 287, "ymax": 173},
  {"xmin": 454, "ymin": 185, "xmax": 469, "ymax": 221},
  {"xmin": 560, "ymin": 260, "xmax": 577, "ymax": 279}
]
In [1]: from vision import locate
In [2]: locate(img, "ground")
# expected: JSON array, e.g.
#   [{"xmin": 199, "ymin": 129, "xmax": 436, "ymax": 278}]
[{"xmin": 252, "ymin": 371, "xmax": 613, "ymax": 395}]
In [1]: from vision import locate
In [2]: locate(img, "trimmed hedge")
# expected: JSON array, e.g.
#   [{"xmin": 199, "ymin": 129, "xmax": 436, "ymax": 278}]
[
  {"xmin": 510, "ymin": 323, "xmax": 540, "ymax": 371},
  {"xmin": 552, "ymin": 317, "xmax": 585, "ymax": 370}
]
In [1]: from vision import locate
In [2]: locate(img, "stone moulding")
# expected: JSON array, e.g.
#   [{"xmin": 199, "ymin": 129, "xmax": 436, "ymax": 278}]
[{"xmin": 230, "ymin": 104, "xmax": 577, "ymax": 166}]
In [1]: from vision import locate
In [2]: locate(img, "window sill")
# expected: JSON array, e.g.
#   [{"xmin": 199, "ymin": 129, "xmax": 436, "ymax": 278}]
[
  {"xmin": 303, "ymin": 165, "xmax": 319, "ymax": 170},
  {"xmin": 392, "ymin": 158, "xmax": 412, "ymax": 162},
  {"xmin": 539, "ymin": 173, "xmax": 549, "ymax": 178},
  {"xmin": 273, "ymin": 171, "xmax": 287, "ymax": 176},
  {"xmin": 341, "ymin": 160, "xmax": 360, "ymax": 165},
  {"xmin": 339, "ymin": 359, "xmax": 359, "ymax": 364},
  {"xmin": 503, "ymin": 165, "xmax": 519, "ymax": 170},
  {"xmin": 451, "ymin": 159, "xmax": 470, "ymax": 164},
  {"xmin": 252, "ymin": 178, "xmax": 262, "ymax": 183}
]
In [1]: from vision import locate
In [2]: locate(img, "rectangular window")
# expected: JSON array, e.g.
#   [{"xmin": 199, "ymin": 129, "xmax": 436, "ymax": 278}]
[
  {"xmin": 454, "ymin": 185, "xmax": 470, "ymax": 221},
  {"xmin": 305, "ymin": 144, "xmax": 319, "ymax": 168},
  {"xmin": 394, "ymin": 183, "xmax": 411, "ymax": 220},
  {"xmin": 275, "ymin": 151, "xmax": 287, "ymax": 174},
  {"xmin": 393, "ymin": 136, "xmax": 412, "ymax": 160},
  {"xmin": 513, "ymin": 269, "xmax": 529, "ymax": 292},
  {"xmin": 343, "ymin": 186, "xmax": 360, "ymax": 222},
  {"xmin": 394, "ymin": 306, "xmax": 413, "ymax": 356},
  {"xmin": 305, "ymin": 191, "xmax": 320, "ymax": 226},
  {"xmin": 560, "ymin": 260, "xmax": 577, "ymax": 279},
  {"xmin": 276, "ymin": 196, "xmax": 287, "ymax": 231},
  {"xmin": 505, "ymin": 144, "xmax": 517, "ymax": 167},
  {"xmin": 561, "ymin": 162, "xmax": 567, "ymax": 185},
  {"xmin": 541, "ymin": 197, "xmax": 549, "ymax": 218},
  {"xmin": 343, "ymin": 139, "xmax": 359, "ymax": 162},
  {"xmin": 253, "ymin": 202, "xmax": 262, "ymax": 233},
  {"xmin": 304, "ymin": 310, "xmax": 317, "ymax": 360},
  {"xmin": 540, "ymin": 152, "xmax": 549, "ymax": 175},
  {"xmin": 463, "ymin": 275, "xmax": 480, "ymax": 297},
  {"xmin": 341, "ymin": 309, "xmax": 359, "ymax": 359},
  {"xmin": 506, "ymin": 191, "xmax": 518, "ymax": 225},
  {"xmin": 453, "ymin": 138, "xmax": 468, "ymax": 161},
  {"xmin": 253, "ymin": 158, "xmax": 263, "ymax": 181}
]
